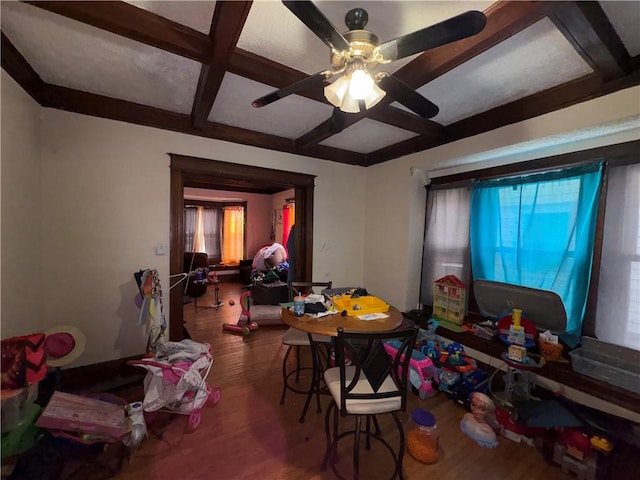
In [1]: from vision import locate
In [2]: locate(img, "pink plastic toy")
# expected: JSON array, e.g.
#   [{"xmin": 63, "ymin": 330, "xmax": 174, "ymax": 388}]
[{"xmin": 384, "ymin": 341, "xmax": 439, "ymax": 399}]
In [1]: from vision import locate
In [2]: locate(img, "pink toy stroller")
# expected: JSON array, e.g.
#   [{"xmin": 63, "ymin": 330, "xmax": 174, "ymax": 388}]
[{"xmin": 128, "ymin": 340, "xmax": 221, "ymax": 432}]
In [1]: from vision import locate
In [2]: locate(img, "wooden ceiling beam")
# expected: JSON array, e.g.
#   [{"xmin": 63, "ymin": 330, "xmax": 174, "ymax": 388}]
[
  {"xmin": 295, "ymin": 111, "xmax": 367, "ymax": 149},
  {"xmin": 24, "ymin": 1, "xmax": 211, "ymax": 63},
  {"xmin": 549, "ymin": 1, "xmax": 630, "ymax": 81},
  {"xmin": 1, "ymin": 31, "xmax": 44, "ymax": 103},
  {"xmin": 191, "ymin": 1, "xmax": 252, "ymax": 129},
  {"xmin": 396, "ymin": 1, "xmax": 559, "ymax": 88},
  {"xmin": 38, "ymin": 83, "xmax": 365, "ymax": 165},
  {"xmin": 367, "ymin": 107, "xmax": 443, "ymax": 137},
  {"xmin": 228, "ymin": 48, "xmax": 328, "ymax": 104},
  {"xmin": 367, "ymin": 69, "xmax": 640, "ymax": 166}
]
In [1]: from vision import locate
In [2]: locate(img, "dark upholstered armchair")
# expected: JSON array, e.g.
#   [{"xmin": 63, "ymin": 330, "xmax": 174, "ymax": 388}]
[{"xmin": 183, "ymin": 252, "xmax": 209, "ymax": 310}]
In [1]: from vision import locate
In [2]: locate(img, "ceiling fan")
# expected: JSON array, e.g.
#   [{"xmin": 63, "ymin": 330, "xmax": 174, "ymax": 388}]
[{"xmin": 252, "ymin": 1, "xmax": 487, "ymax": 119}]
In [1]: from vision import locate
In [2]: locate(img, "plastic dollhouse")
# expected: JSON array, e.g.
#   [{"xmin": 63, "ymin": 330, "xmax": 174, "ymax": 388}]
[{"xmin": 433, "ymin": 275, "xmax": 468, "ymax": 325}]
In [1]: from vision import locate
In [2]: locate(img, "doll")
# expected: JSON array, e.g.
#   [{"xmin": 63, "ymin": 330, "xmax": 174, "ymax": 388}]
[{"xmin": 460, "ymin": 391, "xmax": 499, "ymax": 448}]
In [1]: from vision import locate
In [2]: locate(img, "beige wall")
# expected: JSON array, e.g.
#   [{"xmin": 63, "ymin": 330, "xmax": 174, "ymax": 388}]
[
  {"xmin": 364, "ymin": 86, "xmax": 640, "ymax": 311},
  {"xmin": 184, "ymin": 187, "xmax": 273, "ymax": 259},
  {"xmin": 2, "ymin": 66, "xmax": 639, "ymax": 367},
  {"xmin": 1, "ymin": 72, "xmax": 43, "ymax": 336}
]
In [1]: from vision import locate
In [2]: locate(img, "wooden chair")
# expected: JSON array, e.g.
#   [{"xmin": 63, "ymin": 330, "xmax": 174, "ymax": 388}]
[
  {"xmin": 321, "ymin": 321, "xmax": 419, "ymax": 480},
  {"xmin": 280, "ymin": 281, "xmax": 333, "ymax": 423}
]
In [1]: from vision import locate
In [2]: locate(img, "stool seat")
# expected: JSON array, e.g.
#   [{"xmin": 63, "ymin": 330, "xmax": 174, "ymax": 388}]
[{"xmin": 282, "ymin": 328, "xmax": 331, "ymax": 346}]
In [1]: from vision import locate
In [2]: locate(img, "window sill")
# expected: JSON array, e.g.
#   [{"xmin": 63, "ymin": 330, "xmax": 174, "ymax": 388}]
[{"xmin": 403, "ymin": 310, "xmax": 640, "ymax": 416}]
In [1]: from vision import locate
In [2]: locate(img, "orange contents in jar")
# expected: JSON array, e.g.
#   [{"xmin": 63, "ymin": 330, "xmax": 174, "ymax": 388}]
[{"xmin": 407, "ymin": 428, "xmax": 438, "ymax": 464}]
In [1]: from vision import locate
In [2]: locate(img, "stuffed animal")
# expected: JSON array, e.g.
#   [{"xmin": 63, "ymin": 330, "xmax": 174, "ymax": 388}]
[{"xmin": 253, "ymin": 243, "xmax": 287, "ymax": 272}]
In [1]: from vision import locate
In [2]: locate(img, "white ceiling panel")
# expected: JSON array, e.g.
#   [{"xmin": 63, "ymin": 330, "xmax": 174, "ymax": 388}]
[
  {"xmin": 401, "ymin": 18, "xmax": 594, "ymax": 125},
  {"xmin": 124, "ymin": 1, "xmax": 216, "ymax": 35},
  {"xmin": 1, "ymin": 1, "xmax": 201, "ymax": 114},
  {"xmin": 599, "ymin": 0, "xmax": 640, "ymax": 56},
  {"xmin": 238, "ymin": 1, "xmax": 493, "ymax": 75},
  {"xmin": 319, "ymin": 118, "xmax": 418, "ymax": 153},
  {"xmin": 209, "ymin": 73, "xmax": 333, "ymax": 138}
]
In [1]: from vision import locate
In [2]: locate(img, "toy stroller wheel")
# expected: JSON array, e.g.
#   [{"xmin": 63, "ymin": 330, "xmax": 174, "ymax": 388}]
[
  {"xmin": 207, "ymin": 386, "xmax": 221, "ymax": 407},
  {"xmin": 242, "ymin": 327, "xmax": 251, "ymax": 336},
  {"xmin": 188, "ymin": 409, "xmax": 202, "ymax": 432},
  {"xmin": 253, "ymin": 322, "xmax": 259, "ymax": 329}
]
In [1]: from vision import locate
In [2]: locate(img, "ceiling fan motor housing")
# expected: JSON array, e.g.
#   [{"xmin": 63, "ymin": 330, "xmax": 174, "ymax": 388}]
[{"xmin": 330, "ymin": 30, "xmax": 380, "ymax": 71}]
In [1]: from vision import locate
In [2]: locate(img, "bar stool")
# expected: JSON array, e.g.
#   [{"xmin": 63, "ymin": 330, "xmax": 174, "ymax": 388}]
[{"xmin": 280, "ymin": 281, "xmax": 332, "ymax": 423}]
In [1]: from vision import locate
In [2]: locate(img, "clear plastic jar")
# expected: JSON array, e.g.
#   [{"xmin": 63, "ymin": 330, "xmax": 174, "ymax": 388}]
[{"xmin": 406, "ymin": 409, "xmax": 439, "ymax": 464}]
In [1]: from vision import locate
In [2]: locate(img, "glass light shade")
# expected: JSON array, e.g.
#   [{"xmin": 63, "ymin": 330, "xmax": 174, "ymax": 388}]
[
  {"xmin": 324, "ymin": 76, "xmax": 349, "ymax": 108},
  {"xmin": 348, "ymin": 70, "xmax": 374, "ymax": 99},
  {"xmin": 324, "ymin": 72, "xmax": 386, "ymax": 113}
]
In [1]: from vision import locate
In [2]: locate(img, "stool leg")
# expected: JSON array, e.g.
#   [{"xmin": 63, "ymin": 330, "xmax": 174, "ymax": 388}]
[
  {"xmin": 321, "ymin": 401, "xmax": 336, "ymax": 471},
  {"xmin": 280, "ymin": 345, "xmax": 293, "ymax": 405},
  {"xmin": 294, "ymin": 346, "xmax": 301, "ymax": 382},
  {"xmin": 365, "ymin": 416, "xmax": 372, "ymax": 450},
  {"xmin": 372, "ymin": 415, "xmax": 382, "ymax": 436},
  {"xmin": 299, "ymin": 341, "xmax": 323, "ymax": 423},
  {"xmin": 391, "ymin": 411, "xmax": 405, "ymax": 480},
  {"xmin": 353, "ymin": 416, "xmax": 362, "ymax": 480}
]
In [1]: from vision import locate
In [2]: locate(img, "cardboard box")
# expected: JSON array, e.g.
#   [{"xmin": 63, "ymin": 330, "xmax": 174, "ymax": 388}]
[{"xmin": 36, "ymin": 391, "xmax": 129, "ymax": 439}]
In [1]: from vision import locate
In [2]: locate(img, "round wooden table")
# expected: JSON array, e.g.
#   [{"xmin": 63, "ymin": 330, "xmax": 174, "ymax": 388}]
[{"xmin": 280, "ymin": 305, "xmax": 404, "ymax": 337}]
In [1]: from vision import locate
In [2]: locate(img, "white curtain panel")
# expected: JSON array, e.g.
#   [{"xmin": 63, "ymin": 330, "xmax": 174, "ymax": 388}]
[
  {"xmin": 420, "ymin": 185, "xmax": 472, "ymax": 306},
  {"xmin": 596, "ymin": 162, "xmax": 640, "ymax": 350}
]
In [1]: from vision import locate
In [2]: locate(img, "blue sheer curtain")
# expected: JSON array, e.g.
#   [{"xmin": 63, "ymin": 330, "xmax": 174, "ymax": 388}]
[{"xmin": 470, "ymin": 163, "xmax": 603, "ymax": 346}]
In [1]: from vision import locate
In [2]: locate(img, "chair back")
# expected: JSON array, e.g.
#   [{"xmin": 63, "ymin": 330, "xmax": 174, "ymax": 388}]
[
  {"xmin": 288, "ymin": 281, "xmax": 333, "ymax": 301},
  {"xmin": 184, "ymin": 252, "xmax": 209, "ymax": 273},
  {"xmin": 335, "ymin": 322, "xmax": 418, "ymax": 414}
]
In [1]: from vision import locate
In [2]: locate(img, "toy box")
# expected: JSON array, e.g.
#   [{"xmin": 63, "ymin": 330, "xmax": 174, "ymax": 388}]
[
  {"xmin": 569, "ymin": 337, "xmax": 640, "ymax": 394},
  {"xmin": 36, "ymin": 391, "xmax": 129, "ymax": 439}
]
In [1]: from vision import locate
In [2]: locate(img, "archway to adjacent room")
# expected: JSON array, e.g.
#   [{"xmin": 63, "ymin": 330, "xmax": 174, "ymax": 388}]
[{"xmin": 169, "ymin": 154, "xmax": 316, "ymax": 341}]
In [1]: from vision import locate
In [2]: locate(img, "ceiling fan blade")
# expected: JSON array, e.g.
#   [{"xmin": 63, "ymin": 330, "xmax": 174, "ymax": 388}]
[
  {"xmin": 376, "ymin": 74, "xmax": 439, "ymax": 119},
  {"xmin": 283, "ymin": 1, "xmax": 351, "ymax": 51},
  {"xmin": 377, "ymin": 10, "xmax": 486, "ymax": 62},
  {"xmin": 329, "ymin": 107, "xmax": 346, "ymax": 134},
  {"xmin": 252, "ymin": 71, "xmax": 331, "ymax": 108}
]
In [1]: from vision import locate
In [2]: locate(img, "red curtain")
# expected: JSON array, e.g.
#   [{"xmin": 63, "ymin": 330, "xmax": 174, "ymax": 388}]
[{"xmin": 282, "ymin": 204, "xmax": 295, "ymax": 253}]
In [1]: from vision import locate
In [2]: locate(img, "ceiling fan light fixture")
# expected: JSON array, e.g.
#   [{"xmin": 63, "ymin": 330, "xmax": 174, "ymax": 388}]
[
  {"xmin": 348, "ymin": 69, "xmax": 374, "ymax": 99},
  {"xmin": 324, "ymin": 70, "xmax": 386, "ymax": 113},
  {"xmin": 324, "ymin": 75, "xmax": 350, "ymax": 107}
]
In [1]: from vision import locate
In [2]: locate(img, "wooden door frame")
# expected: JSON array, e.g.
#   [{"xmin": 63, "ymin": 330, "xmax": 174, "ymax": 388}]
[{"xmin": 169, "ymin": 153, "xmax": 316, "ymax": 341}]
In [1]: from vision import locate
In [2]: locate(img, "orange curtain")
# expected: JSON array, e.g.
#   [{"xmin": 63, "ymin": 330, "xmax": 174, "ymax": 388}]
[
  {"xmin": 282, "ymin": 203, "xmax": 295, "ymax": 252},
  {"xmin": 222, "ymin": 206, "xmax": 244, "ymax": 264}
]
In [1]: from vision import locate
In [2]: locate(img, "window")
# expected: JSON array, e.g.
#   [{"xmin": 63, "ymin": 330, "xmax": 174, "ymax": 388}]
[
  {"xmin": 420, "ymin": 185, "xmax": 471, "ymax": 306},
  {"xmin": 222, "ymin": 206, "xmax": 245, "ymax": 264},
  {"xmin": 596, "ymin": 162, "xmax": 640, "ymax": 350},
  {"xmin": 420, "ymin": 142, "xmax": 639, "ymax": 352},
  {"xmin": 184, "ymin": 201, "xmax": 245, "ymax": 264},
  {"xmin": 470, "ymin": 164, "xmax": 602, "ymax": 346}
]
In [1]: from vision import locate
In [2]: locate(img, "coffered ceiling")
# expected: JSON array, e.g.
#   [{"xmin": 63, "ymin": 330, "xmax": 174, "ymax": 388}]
[{"xmin": 2, "ymin": 1, "xmax": 639, "ymax": 166}]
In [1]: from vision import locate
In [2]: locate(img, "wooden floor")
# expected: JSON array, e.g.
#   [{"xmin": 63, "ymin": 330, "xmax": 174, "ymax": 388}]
[{"xmin": 114, "ymin": 282, "xmax": 574, "ymax": 480}]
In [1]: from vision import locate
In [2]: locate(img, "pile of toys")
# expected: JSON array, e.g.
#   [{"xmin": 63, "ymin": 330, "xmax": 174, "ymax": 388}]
[{"xmin": 410, "ymin": 320, "xmax": 492, "ymax": 408}]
